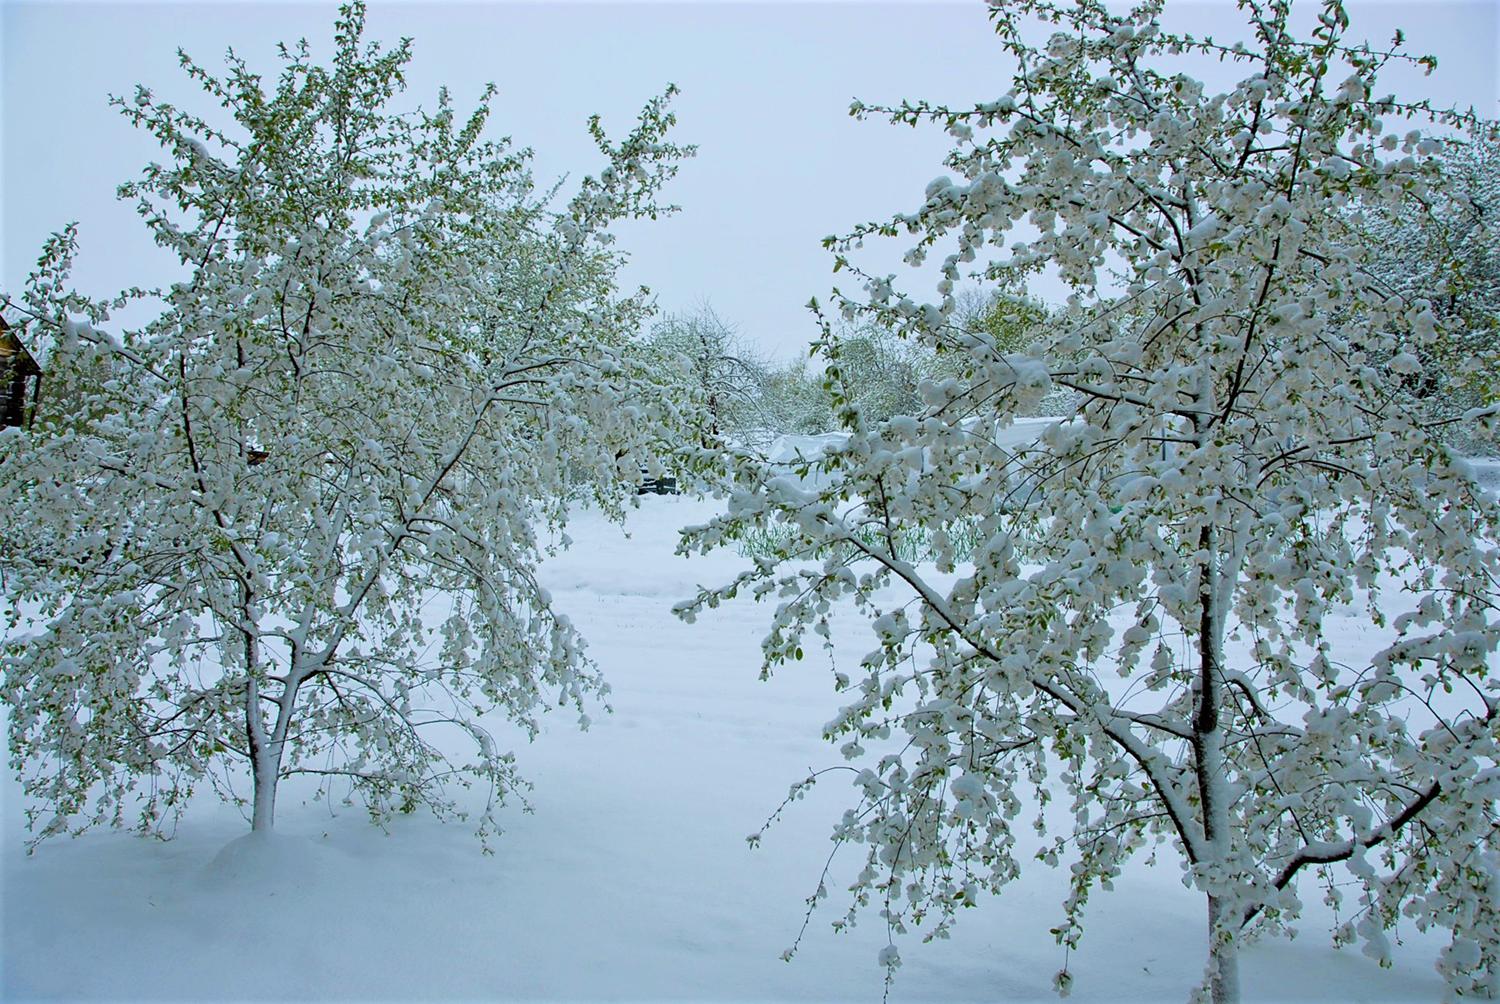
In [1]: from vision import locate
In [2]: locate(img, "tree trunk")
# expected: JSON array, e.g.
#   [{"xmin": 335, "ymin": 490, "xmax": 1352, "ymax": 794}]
[
  {"xmin": 250, "ymin": 745, "xmax": 279, "ymax": 833},
  {"xmin": 246, "ymin": 675, "xmax": 281, "ymax": 833},
  {"xmin": 1196, "ymin": 721, "xmax": 1241, "ymax": 1004},
  {"xmin": 1207, "ymin": 892, "xmax": 1242, "ymax": 1004},
  {"xmin": 1195, "ymin": 521, "xmax": 1241, "ymax": 1004}
]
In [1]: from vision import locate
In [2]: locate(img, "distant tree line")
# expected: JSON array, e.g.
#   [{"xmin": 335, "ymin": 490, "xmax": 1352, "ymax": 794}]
[{"xmin": 647, "ymin": 290, "xmax": 1069, "ymax": 445}]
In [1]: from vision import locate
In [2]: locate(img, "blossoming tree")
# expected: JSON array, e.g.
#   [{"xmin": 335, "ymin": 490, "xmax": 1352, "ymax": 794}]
[
  {"xmin": 678, "ymin": 1, "xmax": 1498, "ymax": 1000},
  {"xmin": 1, "ymin": 3, "xmax": 691, "ymax": 848}
]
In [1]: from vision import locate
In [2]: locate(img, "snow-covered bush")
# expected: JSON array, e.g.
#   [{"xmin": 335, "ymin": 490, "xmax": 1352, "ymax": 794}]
[
  {"xmin": 0, "ymin": 2, "xmax": 691, "ymax": 847},
  {"xmin": 678, "ymin": 2, "xmax": 1499, "ymax": 1001}
]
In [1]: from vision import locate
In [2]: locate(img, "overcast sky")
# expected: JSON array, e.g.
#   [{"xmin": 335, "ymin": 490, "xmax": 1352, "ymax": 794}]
[{"xmin": 4, "ymin": 1, "xmax": 1497, "ymax": 360}]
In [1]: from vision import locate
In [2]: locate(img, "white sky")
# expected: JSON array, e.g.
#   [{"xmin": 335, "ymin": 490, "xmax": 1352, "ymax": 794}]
[{"xmin": 4, "ymin": 1, "xmax": 1498, "ymax": 360}]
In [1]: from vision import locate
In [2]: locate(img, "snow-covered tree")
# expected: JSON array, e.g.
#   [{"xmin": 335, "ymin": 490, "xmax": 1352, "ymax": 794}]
[
  {"xmin": 952, "ymin": 286, "xmax": 1050, "ymax": 358},
  {"xmin": 0, "ymin": 2, "xmax": 691, "ymax": 847},
  {"xmin": 678, "ymin": 1, "xmax": 1499, "ymax": 1000},
  {"xmin": 1348, "ymin": 135, "xmax": 1500, "ymax": 414},
  {"xmin": 821, "ymin": 292, "xmax": 1064, "ymax": 434},
  {"xmin": 823, "ymin": 320, "xmax": 925, "ymax": 426},
  {"xmin": 647, "ymin": 304, "xmax": 777, "ymax": 444},
  {"xmin": 761, "ymin": 358, "xmax": 832, "ymax": 437},
  {"xmin": 951, "ymin": 286, "xmax": 1073, "ymax": 415}
]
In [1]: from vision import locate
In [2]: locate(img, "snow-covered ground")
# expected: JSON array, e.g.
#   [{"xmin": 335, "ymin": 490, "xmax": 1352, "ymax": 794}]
[{"xmin": 2, "ymin": 496, "xmax": 1451, "ymax": 1002}]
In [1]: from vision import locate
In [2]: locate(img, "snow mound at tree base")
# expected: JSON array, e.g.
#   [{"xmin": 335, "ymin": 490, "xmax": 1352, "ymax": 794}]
[{"xmin": 200, "ymin": 830, "xmax": 358, "ymax": 894}]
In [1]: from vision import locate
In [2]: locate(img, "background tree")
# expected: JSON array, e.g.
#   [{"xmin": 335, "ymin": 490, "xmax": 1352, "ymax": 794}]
[
  {"xmin": 1346, "ymin": 134, "xmax": 1500, "ymax": 418},
  {"xmin": 0, "ymin": 3, "xmax": 691, "ymax": 846},
  {"xmin": 952, "ymin": 286, "xmax": 1050, "ymax": 356},
  {"xmin": 679, "ymin": 2, "xmax": 1499, "ymax": 1001},
  {"xmin": 761, "ymin": 357, "xmax": 833, "ymax": 437},
  {"xmin": 647, "ymin": 303, "xmax": 779, "ymax": 444},
  {"xmin": 822, "ymin": 319, "xmax": 924, "ymax": 426},
  {"xmin": 952, "ymin": 286, "xmax": 1074, "ymax": 415}
]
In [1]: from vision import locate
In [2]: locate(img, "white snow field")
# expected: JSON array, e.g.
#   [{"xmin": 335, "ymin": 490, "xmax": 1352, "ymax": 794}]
[{"xmin": 2, "ymin": 496, "xmax": 1453, "ymax": 1003}]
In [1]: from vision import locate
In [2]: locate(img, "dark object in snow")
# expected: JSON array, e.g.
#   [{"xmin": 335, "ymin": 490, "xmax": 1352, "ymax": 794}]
[
  {"xmin": 638, "ymin": 476, "xmax": 678, "ymax": 495},
  {"xmin": 0, "ymin": 317, "xmax": 42, "ymax": 430}
]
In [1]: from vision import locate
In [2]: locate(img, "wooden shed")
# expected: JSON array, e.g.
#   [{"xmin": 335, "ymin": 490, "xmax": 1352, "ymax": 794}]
[{"xmin": 0, "ymin": 317, "xmax": 42, "ymax": 429}]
